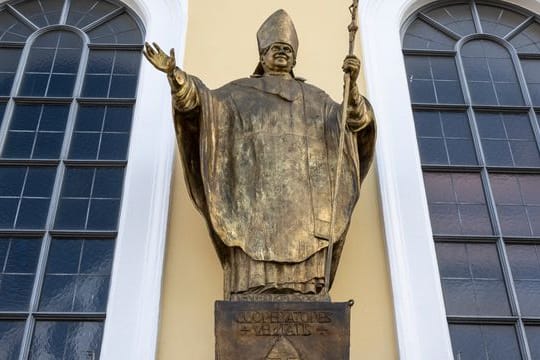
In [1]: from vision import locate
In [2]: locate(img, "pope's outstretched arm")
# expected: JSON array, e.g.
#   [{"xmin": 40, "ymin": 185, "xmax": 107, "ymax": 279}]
[{"xmin": 143, "ymin": 42, "xmax": 200, "ymax": 113}]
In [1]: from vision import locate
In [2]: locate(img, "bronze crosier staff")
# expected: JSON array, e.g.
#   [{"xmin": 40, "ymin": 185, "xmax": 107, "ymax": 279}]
[{"xmin": 325, "ymin": 0, "xmax": 364, "ymax": 294}]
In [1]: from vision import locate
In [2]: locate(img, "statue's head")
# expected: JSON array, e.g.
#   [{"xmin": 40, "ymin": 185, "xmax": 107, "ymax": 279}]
[{"xmin": 253, "ymin": 9, "xmax": 298, "ymax": 77}]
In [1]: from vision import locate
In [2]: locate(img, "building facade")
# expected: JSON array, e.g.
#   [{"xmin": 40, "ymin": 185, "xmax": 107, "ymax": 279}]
[{"xmin": 1, "ymin": 0, "xmax": 540, "ymax": 359}]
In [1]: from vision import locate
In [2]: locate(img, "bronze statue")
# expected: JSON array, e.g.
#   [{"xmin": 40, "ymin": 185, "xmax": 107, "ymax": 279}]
[{"xmin": 144, "ymin": 9, "xmax": 375, "ymax": 300}]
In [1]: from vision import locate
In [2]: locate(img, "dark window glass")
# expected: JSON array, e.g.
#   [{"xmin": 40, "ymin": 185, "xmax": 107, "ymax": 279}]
[
  {"xmin": 476, "ymin": 112, "xmax": 540, "ymax": 167},
  {"xmin": 0, "ymin": 11, "xmax": 32, "ymax": 43},
  {"xmin": 405, "ymin": 3, "xmax": 540, "ymax": 359},
  {"xmin": 82, "ymin": 50, "xmax": 141, "ymax": 98},
  {"xmin": 436, "ymin": 242, "xmax": 510, "ymax": 316},
  {"xmin": 403, "ymin": 19, "xmax": 456, "ymax": 50},
  {"xmin": 40, "ymin": 239, "xmax": 114, "ymax": 312},
  {"xmin": 0, "ymin": 238, "xmax": 41, "ymax": 311},
  {"xmin": 449, "ymin": 324, "xmax": 521, "ymax": 360},
  {"xmin": 510, "ymin": 22, "xmax": 540, "ymax": 54},
  {"xmin": 507, "ymin": 245, "xmax": 540, "ymax": 316},
  {"xmin": 28, "ymin": 321, "xmax": 104, "ymax": 360},
  {"xmin": 405, "ymin": 55, "xmax": 463, "ymax": 104},
  {"xmin": 87, "ymin": 13, "xmax": 143, "ymax": 44},
  {"xmin": 477, "ymin": 5, "xmax": 527, "ymax": 38},
  {"xmin": 0, "ymin": 167, "xmax": 56, "ymax": 229},
  {"xmin": 0, "ymin": 48, "xmax": 22, "ymax": 95},
  {"xmin": 3, "ymin": 104, "xmax": 70, "ymax": 159},
  {"xmin": 521, "ymin": 59, "xmax": 540, "ymax": 106},
  {"xmin": 0, "ymin": 103, "xmax": 6, "ymax": 125},
  {"xmin": 414, "ymin": 110, "xmax": 476, "ymax": 165},
  {"xmin": 462, "ymin": 40, "xmax": 524, "ymax": 105},
  {"xmin": 67, "ymin": 0, "xmax": 120, "ymax": 28},
  {"xmin": 0, "ymin": 2, "xmax": 143, "ymax": 358},
  {"xmin": 0, "ymin": 320, "xmax": 25, "ymax": 360},
  {"xmin": 20, "ymin": 31, "xmax": 83, "ymax": 97},
  {"xmin": 527, "ymin": 326, "xmax": 540, "ymax": 360},
  {"xmin": 14, "ymin": 0, "xmax": 64, "ymax": 28},
  {"xmin": 69, "ymin": 105, "xmax": 133, "ymax": 160},
  {"xmin": 424, "ymin": 172, "xmax": 492, "ymax": 235},
  {"xmin": 491, "ymin": 174, "xmax": 540, "ymax": 236},
  {"xmin": 425, "ymin": 4, "xmax": 475, "ymax": 36},
  {"xmin": 55, "ymin": 167, "xmax": 124, "ymax": 230}
]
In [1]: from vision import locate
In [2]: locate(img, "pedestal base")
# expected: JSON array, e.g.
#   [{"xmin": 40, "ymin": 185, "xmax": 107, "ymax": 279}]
[{"xmin": 215, "ymin": 301, "xmax": 352, "ymax": 359}]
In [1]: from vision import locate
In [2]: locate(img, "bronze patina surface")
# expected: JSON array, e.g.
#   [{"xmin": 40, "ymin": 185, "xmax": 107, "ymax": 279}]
[
  {"xmin": 144, "ymin": 8, "xmax": 375, "ymax": 300},
  {"xmin": 215, "ymin": 301, "xmax": 352, "ymax": 359}
]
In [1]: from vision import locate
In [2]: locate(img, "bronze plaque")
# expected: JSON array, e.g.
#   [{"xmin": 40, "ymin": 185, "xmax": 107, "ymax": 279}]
[{"xmin": 215, "ymin": 301, "xmax": 351, "ymax": 359}]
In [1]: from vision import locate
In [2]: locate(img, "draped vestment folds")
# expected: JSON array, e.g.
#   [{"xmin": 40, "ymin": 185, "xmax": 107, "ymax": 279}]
[{"xmin": 173, "ymin": 75, "xmax": 375, "ymax": 297}]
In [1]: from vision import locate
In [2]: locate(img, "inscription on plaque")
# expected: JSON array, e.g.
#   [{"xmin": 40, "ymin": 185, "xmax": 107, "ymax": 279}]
[
  {"xmin": 235, "ymin": 310, "xmax": 332, "ymax": 337},
  {"xmin": 215, "ymin": 301, "xmax": 351, "ymax": 360}
]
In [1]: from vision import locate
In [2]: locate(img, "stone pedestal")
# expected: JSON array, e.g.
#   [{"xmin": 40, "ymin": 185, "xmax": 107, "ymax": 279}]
[{"xmin": 215, "ymin": 301, "xmax": 352, "ymax": 359}]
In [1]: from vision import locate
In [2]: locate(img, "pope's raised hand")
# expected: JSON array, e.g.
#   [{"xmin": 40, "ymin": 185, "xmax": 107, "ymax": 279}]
[{"xmin": 143, "ymin": 42, "xmax": 176, "ymax": 74}]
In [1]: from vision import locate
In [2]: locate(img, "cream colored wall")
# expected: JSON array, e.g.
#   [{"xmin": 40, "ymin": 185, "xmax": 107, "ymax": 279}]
[{"xmin": 157, "ymin": 0, "xmax": 397, "ymax": 358}]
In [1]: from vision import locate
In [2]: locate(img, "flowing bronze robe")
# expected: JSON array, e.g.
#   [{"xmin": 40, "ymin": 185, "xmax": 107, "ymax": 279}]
[{"xmin": 173, "ymin": 74, "xmax": 375, "ymax": 298}]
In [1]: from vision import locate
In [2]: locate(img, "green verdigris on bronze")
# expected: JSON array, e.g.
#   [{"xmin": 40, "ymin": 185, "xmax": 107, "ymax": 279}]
[{"xmin": 144, "ymin": 9, "xmax": 376, "ymax": 300}]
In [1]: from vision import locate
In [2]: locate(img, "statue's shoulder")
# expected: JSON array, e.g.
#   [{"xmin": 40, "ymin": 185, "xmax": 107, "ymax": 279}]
[
  {"xmin": 298, "ymin": 80, "xmax": 328, "ymax": 97},
  {"xmin": 228, "ymin": 77, "xmax": 263, "ymax": 89},
  {"xmin": 212, "ymin": 77, "xmax": 332, "ymax": 104},
  {"xmin": 212, "ymin": 78, "xmax": 255, "ymax": 96}
]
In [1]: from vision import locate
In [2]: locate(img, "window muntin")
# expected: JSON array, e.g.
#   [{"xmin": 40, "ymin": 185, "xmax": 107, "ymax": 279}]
[
  {"xmin": 477, "ymin": 5, "xmax": 527, "ymax": 37},
  {"xmin": 403, "ymin": 1, "xmax": 540, "ymax": 359},
  {"xmin": 405, "ymin": 55, "xmax": 464, "ymax": 104},
  {"xmin": 476, "ymin": 112, "xmax": 540, "ymax": 167},
  {"xmin": 39, "ymin": 238, "xmax": 114, "ymax": 312},
  {"xmin": 510, "ymin": 22, "xmax": 540, "ymax": 53},
  {"xmin": 20, "ymin": 31, "xmax": 83, "ymax": 97},
  {"xmin": 424, "ymin": 172, "xmax": 492, "ymax": 235},
  {"xmin": 521, "ymin": 59, "xmax": 540, "ymax": 105},
  {"xmin": 414, "ymin": 110, "xmax": 477, "ymax": 165},
  {"xmin": 54, "ymin": 167, "xmax": 124, "ymax": 230},
  {"xmin": 82, "ymin": 49, "xmax": 141, "ymax": 98},
  {"xmin": 0, "ymin": 166, "xmax": 56, "ymax": 229},
  {"xmin": 3, "ymin": 104, "xmax": 70, "ymax": 159},
  {"xmin": 507, "ymin": 245, "xmax": 540, "ymax": 316},
  {"xmin": 66, "ymin": 0, "xmax": 120, "ymax": 28},
  {"xmin": 0, "ymin": 48, "xmax": 22, "ymax": 95},
  {"xmin": 449, "ymin": 324, "xmax": 522, "ymax": 360},
  {"xmin": 403, "ymin": 19, "xmax": 456, "ymax": 50},
  {"xmin": 425, "ymin": 4, "xmax": 476, "ymax": 36},
  {"xmin": 436, "ymin": 242, "xmax": 511, "ymax": 316},
  {"xmin": 87, "ymin": 13, "xmax": 143, "ymax": 44},
  {"xmin": 28, "ymin": 320, "xmax": 104, "ymax": 360},
  {"xmin": 0, "ymin": 11, "xmax": 32, "ymax": 42},
  {"xmin": 0, "ymin": 237, "xmax": 41, "ymax": 310},
  {"xmin": 462, "ymin": 40, "xmax": 524, "ymax": 106},
  {"xmin": 0, "ymin": 0, "xmax": 143, "ymax": 358},
  {"xmin": 13, "ymin": 0, "xmax": 65, "ymax": 28},
  {"xmin": 69, "ymin": 105, "xmax": 133, "ymax": 160}
]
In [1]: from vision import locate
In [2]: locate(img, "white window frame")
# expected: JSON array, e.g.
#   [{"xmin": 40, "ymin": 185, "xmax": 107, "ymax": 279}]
[
  {"xmin": 97, "ymin": 0, "xmax": 188, "ymax": 359},
  {"xmin": 360, "ymin": 0, "xmax": 540, "ymax": 359}
]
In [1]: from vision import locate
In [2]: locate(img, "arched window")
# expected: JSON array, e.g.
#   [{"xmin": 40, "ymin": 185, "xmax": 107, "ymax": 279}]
[
  {"xmin": 403, "ymin": 1, "xmax": 540, "ymax": 359},
  {"xmin": 0, "ymin": 0, "xmax": 143, "ymax": 358}
]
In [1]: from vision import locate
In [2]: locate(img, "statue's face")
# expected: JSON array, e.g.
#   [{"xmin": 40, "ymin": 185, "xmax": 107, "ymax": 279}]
[{"xmin": 260, "ymin": 42, "xmax": 295, "ymax": 74}]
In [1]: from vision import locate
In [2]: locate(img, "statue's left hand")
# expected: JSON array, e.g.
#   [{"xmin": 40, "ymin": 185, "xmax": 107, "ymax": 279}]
[
  {"xmin": 342, "ymin": 55, "xmax": 360, "ymax": 83},
  {"xmin": 143, "ymin": 42, "xmax": 176, "ymax": 74}
]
